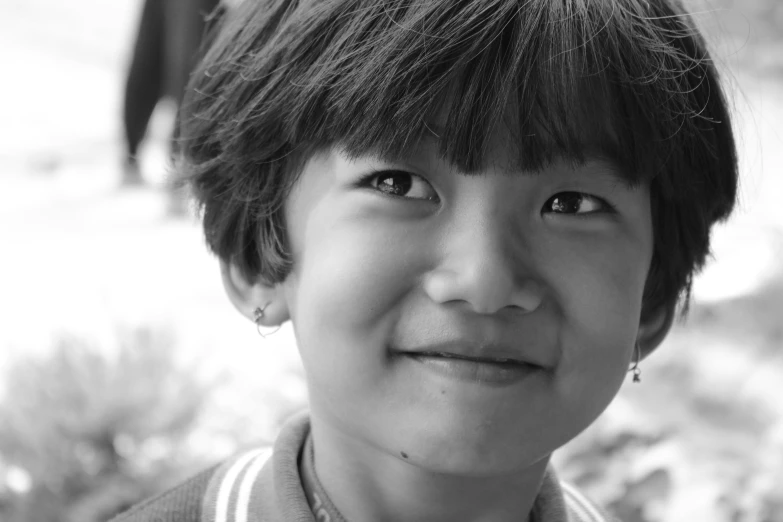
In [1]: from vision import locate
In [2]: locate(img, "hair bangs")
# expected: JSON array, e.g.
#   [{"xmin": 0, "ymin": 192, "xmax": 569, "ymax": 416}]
[{"xmin": 235, "ymin": 0, "xmax": 719, "ymax": 193}]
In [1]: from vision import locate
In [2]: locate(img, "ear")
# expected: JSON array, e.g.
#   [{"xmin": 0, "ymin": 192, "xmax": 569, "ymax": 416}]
[
  {"xmin": 636, "ymin": 300, "xmax": 677, "ymax": 360},
  {"xmin": 220, "ymin": 261, "xmax": 290, "ymax": 327}
]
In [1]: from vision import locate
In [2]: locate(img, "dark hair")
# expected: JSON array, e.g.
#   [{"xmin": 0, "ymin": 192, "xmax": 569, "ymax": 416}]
[{"xmin": 179, "ymin": 0, "xmax": 738, "ymax": 318}]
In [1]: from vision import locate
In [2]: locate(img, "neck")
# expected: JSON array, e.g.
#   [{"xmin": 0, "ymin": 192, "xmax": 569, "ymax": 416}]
[{"xmin": 309, "ymin": 418, "xmax": 549, "ymax": 522}]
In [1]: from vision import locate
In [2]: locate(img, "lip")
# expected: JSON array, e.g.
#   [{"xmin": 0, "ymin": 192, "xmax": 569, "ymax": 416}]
[
  {"xmin": 392, "ymin": 341, "xmax": 545, "ymax": 386},
  {"xmin": 396, "ymin": 341, "xmax": 543, "ymax": 367},
  {"xmin": 399, "ymin": 352, "xmax": 540, "ymax": 386}
]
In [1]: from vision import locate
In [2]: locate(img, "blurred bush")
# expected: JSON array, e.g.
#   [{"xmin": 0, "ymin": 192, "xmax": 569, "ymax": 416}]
[{"xmin": 0, "ymin": 326, "xmax": 215, "ymax": 522}]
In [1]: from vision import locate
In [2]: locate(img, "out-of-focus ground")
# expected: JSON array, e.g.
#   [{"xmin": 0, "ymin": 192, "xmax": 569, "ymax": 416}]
[{"xmin": 0, "ymin": 1, "xmax": 781, "ymax": 521}]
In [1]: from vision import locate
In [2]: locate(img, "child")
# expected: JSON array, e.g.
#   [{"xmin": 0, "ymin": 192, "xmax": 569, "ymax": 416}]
[{"xmin": 112, "ymin": 0, "xmax": 738, "ymax": 520}]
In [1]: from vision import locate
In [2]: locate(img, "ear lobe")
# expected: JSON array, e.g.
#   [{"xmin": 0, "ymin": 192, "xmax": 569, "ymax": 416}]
[
  {"xmin": 220, "ymin": 261, "xmax": 290, "ymax": 327},
  {"xmin": 637, "ymin": 300, "xmax": 677, "ymax": 360}
]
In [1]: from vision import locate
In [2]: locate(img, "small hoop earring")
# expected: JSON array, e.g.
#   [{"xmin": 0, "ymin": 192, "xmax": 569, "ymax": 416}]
[
  {"xmin": 629, "ymin": 342, "xmax": 642, "ymax": 383},
  {"xmin": 253, "ymin": 303, "xmax": 280, "ymax": 338}
]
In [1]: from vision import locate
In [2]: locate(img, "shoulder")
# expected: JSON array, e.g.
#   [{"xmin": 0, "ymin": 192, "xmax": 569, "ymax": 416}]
[
  {"xmin": 109, "ymin": 465, "xmax": 219, "ymax": 522},
  {"xmin": 561, "ymin": 481, "xmax": 617, "ymax": 522},
  {"xmin": 109, "ymin": 441, "xmax": 279, "ymax": 522}
]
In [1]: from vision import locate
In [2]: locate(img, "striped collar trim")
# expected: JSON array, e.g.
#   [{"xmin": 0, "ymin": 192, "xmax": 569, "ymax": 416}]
[
  {"xmin": 202, "ymin": 447, "xmax": 273, "ymax": 522},
  {"xmin": 562, "ymin": 481, "xmax": 612, "ymax": 522}
]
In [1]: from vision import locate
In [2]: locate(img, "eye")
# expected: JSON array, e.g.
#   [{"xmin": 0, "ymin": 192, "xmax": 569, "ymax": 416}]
[
  {"xmin": 542, "ymin": 192, "xmax": 613, "ymax": 215},
  {"xmin": 362, "ymin": 170, "xmax": 438, "ymax": 201}
]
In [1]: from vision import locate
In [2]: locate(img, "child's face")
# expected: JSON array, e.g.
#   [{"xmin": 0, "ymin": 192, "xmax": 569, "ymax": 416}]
[{"xmin": 278, "ymin": 128, "xmax": 653, "ymax": 474}]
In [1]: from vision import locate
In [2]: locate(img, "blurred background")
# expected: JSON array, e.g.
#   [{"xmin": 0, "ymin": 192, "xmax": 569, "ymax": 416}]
[{"xmin": 0, "ymin": 0, "xmax": 781, "ymax": 521}]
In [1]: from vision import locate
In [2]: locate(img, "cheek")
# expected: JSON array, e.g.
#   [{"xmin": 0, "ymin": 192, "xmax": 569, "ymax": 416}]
[
  {"xmin": 544, "ymin": 234, "xmax": 651, "ymax": 387},
  {"xmin": 284, "ymin": 205, "xmax": 429, "ymax": 390},
  {"xmin": 293, "ymin": 220, "xmax": 413, "ymax": 329},
  {"xmin": 575, "ymin": 252, "xmax": 647, "ymax": 338}
]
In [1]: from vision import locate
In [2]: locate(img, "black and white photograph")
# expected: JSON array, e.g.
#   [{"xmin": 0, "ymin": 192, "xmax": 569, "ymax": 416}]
[{"xmin": 1, "ymin": 1, "xmax": 781, "ymax": 521}]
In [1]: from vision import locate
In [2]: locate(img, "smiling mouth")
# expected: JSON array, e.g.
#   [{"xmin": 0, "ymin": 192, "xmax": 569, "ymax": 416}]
[
  {"xmin": 396, "ymin": 351, "xmax": 541, "ymax": 386},
  {"xmin": 404, "ymin": 350, "xmax": 526, "ymax": 365}
]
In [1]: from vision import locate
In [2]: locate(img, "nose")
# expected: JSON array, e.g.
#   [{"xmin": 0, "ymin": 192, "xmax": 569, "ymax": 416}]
[{"xmin": 422, "ymin": 216, "xmax": 544, "ymax": 315}]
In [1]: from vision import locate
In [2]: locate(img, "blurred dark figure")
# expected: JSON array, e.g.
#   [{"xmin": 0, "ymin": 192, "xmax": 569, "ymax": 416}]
[{"xmin": 122, "ymin": 0, "xmax": 221, "ymax": 186}]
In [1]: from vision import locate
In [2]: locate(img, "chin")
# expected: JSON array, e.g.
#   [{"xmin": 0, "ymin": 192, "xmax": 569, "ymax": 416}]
[{"xmin": 385, "ymin": 420, "xmax": 551, "ymax": 476}]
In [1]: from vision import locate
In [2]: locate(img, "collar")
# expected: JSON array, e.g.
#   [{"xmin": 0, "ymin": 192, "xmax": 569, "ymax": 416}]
[{"xmin": 202, "ymin": 411, "xmax": 611, "ymax": 522}]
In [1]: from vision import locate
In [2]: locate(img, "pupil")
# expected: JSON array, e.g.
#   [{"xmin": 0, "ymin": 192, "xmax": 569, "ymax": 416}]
[
  {"xmin": 552, "ymin": 193, "xmax": 581, "ymax": 213},
  {"xmin": 379, "ymin": 174, "xmax": 411, "ymax": 196}
]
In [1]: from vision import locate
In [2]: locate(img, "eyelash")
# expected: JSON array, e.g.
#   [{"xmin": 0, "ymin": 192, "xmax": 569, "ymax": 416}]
[
  {"xmin": 542, "ymin": 192, "xmax": 616, "ymax": 216},
  {"xmin": 354, "ymin": 170, "xmax": 439, "ymax": 202},
  {"xmin": 356, "ymin": 170, "xmax": 615, "ymax": 215}
]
